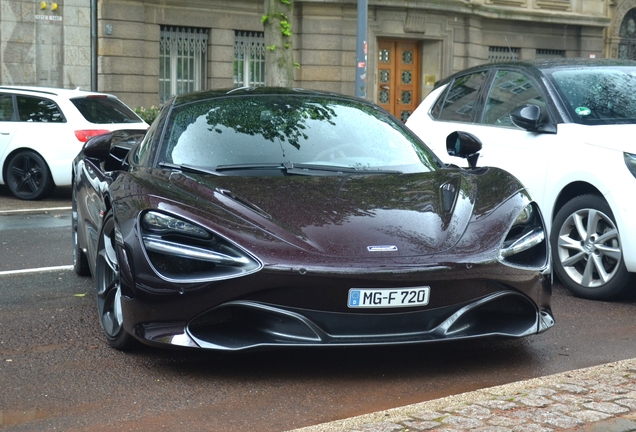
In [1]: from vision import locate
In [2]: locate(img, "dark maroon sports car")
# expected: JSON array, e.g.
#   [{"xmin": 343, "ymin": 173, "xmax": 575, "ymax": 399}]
[{"xmin": 72, "ymin": 87, "xmax": 554, "ymax": 351}]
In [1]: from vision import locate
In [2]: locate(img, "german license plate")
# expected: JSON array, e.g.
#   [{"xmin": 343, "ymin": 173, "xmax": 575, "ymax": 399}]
[{"xmin": 347, "ymin": 287, "xmax": 430, "ymax": 308}]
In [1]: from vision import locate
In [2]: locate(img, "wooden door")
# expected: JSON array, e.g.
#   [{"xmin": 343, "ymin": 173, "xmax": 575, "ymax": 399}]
[{"xmin": 377, "ymin": 40, "xmax": 420, "ymax": 122}]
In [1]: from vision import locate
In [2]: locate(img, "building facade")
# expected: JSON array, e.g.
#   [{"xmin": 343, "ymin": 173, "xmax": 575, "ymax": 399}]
[{"xmin": 2, "ymin": 0, "xmax": 636, "ymax": 120}]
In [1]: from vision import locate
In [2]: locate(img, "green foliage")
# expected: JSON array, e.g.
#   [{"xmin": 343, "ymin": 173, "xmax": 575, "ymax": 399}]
[
  {"xmin": 261, "ymin": 15, "xmax": 269, "ymax": 24},
  {"xmin": 280, "ymin": 20, "xmax": 291, "ymax": 37},
  {"xmin": 266, "ymin": 45, "xmax": 277, "ymax": 51},
  {"xmin": 135, "ymin": 106, "xmax": 160, "ymax": 124}
]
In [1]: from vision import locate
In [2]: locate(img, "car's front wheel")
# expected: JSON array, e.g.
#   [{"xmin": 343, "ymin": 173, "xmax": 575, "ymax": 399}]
[
  {"xmin": 5, "ymin": 150, "xmax": 54, "ymax": 200},
  {"xmin": 551, "ymin": 194, "xmax": 633, "ymax": 299},
  {"xmin": 96, "ymin": 211, "xmax": 135, "ymax": 350}
]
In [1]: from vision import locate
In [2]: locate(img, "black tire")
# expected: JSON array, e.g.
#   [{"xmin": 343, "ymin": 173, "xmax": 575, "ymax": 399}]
[
  {"xmin": 551, "ymin": 194, "xmax": 633, "ymax": 300},
  {"xmin": 95, "ymin": 211, "xmax": 136, "ymax": 350},
  {"xmin": 5, "ymin": 150, "xmax": 54, "ymax": 200},
  {"xmin": 72, "ymin": 183, "xmax": 91, "ymax": 276}
]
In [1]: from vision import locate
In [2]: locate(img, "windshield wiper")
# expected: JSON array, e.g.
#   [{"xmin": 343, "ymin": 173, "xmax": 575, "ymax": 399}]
[
  {"xmin": 214, "ymin": 163, "xmax": 286, "ymax": 172},
  {"xmin": 286, "ymin": 162, "xmax": 402, "ymax": 175},
  {"xmin": 160, "ymin": 161, "xmax": 401, "ymax": 176},
  {"xmin": 158, "ymin": 162, "xmax": 223, "ymax": 176}
]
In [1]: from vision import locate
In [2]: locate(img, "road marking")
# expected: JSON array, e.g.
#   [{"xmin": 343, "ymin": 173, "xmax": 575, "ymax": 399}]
[
  {"xmin": 0, "ymin": 265, "xmax": 73, "ymax": 276},
  {"xmin": 0, "ymin": 206, "xmax": 72, "ymax": 214}
]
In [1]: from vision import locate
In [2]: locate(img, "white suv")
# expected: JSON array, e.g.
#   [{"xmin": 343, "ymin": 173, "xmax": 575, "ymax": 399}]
[
  {"xmin": 406, "ymin": 59, "xmax": 636, "ymax": 300},
  {"xmin": 0, "ymin": 86, "xmax": 148, "ymax": 200}
]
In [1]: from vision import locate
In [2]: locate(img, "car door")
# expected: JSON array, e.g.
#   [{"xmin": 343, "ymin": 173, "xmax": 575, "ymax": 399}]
[
  {"xmin": 0, "ymin": 93, "xmax": 19, "ymax": 181},
  {"xmin": 412, "ymin": 68, "xmax": 561, "ymax": 223},
  {"xmin": 468, "ymin": 69, "xmax": 559, "ymax": 211}
]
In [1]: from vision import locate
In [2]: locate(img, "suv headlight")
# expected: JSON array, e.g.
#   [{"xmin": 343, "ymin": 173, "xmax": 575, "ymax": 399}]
[
  {"xmin": 499, "ymin": 203, "xmax": 549, "ymax": 269},
  {"xmin": 140, "ymin": 211, "xmax": 262, "ymax": 282}
]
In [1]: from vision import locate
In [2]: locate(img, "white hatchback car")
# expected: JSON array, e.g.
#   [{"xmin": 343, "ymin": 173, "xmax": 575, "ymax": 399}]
[
  {"xmin": 406, "ymin": 58, "xmax": 636, "ymax": 300},
  {"xmin": 0, "ymin": 86, "xmax": 148, "ymax": 200}
]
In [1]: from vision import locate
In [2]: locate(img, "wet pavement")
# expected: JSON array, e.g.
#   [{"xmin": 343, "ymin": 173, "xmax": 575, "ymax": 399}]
[
  {"xmin": 0, "ymin": 186, "xmax": 72, "ymax": 215},
  {"xmin": 290, "ymin": 358, "xmax": 636, "ymax": 432},
  {"xmin": 5, "ymin": 185, "xmax": 636, "ymax": 432}
]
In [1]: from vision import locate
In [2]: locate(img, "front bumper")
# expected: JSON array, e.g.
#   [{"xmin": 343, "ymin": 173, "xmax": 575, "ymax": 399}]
[{"xmin": 127, "ymin": 278, "xmax": 554, "ymax": 351}]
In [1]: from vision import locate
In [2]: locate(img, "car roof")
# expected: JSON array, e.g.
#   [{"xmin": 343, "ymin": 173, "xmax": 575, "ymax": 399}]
[
  {"xmin": 169, "ymin": 86, "xmax": 369, "ymax": 107},
  {"xmin": 0, "ymin": 85, "xmax": 116, "ymax": 99},
  {"xmin": 436, "ymin": 58, "xmax": 636, "ymax": 88}
]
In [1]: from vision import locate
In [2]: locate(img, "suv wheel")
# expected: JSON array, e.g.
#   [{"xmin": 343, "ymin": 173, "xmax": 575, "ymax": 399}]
[
  {"xmin": 5, "ymin": 150, "xmax": 54, "ymax": 200},
  {"xmin": 551, "ymin": 194, "xmax": 633, "ymax": 299}
]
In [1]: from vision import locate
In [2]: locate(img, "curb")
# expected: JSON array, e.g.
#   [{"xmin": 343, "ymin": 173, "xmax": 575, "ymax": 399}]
[{"xmin": 288, "ymin": 358, "xmax": 636, "ymax": 432}]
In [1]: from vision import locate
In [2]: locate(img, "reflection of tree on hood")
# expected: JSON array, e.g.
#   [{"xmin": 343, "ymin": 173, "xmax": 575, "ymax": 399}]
[{"xmin": 584, "ymin": 73, "xmax": 636, "ymax": 120}]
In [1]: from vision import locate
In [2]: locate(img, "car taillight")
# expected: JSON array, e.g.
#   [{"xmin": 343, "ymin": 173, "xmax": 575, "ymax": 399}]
[{"xmin": 74, "ymin": 129, "xmax": 110, "ymax": 142}]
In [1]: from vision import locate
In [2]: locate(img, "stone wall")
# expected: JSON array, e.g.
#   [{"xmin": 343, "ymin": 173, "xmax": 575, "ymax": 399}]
[
  {"xmin": 0, "ymin": 0, "xmax": 620, "ymax": 109},
  {"xmin": 0, "ymin": 0, "xmax": 91, "ymax": 89}
]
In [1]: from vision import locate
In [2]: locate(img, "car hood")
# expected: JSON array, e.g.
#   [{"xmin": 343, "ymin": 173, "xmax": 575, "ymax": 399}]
[{"xmin": 132, "ymin": 169, "xmax": 515, "ymax": 258}]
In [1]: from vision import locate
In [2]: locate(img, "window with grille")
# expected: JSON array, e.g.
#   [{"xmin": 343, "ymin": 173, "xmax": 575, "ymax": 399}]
[
  {"xmin": 536, "ymin": 49, "xmax": 565, "ymax": 59},
  {"xmin": 234, "ymin": 31, "xmax": 266, "ymax": 87},
  {"xmin": 489, "ymin": 46, "xmax": 520, "ymax": 62},
  {"xmin": 160, "ymin": 26, "xmax": 209, "ymax": 104}
]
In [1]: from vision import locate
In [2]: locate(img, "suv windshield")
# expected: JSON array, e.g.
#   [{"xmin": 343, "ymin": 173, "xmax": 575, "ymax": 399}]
[
  {"xmin": 158, "ymin": 94, "xmax": 438, "ymax": 175},
  {"xmin": 71, "ymin": 96, "xmax": 143, "ymax": 124},
  {"xmin": 547, "ymin": 66, "xmax": 636, "ymax": 125}
]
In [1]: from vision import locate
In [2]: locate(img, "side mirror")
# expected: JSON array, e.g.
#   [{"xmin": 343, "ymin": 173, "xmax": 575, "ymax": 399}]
[
  {"xmin": 83, "ymin": 132, "xmax": 113, "ymax": 162},
  {"xmin": 446, "ymin": 131, "xmax": 482, "ymax": 169},
  {"xmin": 83, "ymin": 130, "xmax": 144, "ymax": 171},
  {"xmin": 510, "ymin": 104, "xmax": 542, "ymax": 131},
  {"xmin": 510, "ymin": 104, "xmax": 557, "ymax": 134}
]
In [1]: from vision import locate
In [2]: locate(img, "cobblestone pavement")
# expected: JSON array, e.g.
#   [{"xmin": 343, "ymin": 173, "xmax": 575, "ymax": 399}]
[{"xmin": 290, "ymin": 358, "xmax": 636, "ymax": 432}]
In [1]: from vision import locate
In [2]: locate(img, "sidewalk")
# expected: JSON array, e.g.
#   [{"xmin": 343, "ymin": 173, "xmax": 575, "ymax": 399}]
[{"xmin": 290, "ymin": 358, "xmax": 636, "ymax": 432}]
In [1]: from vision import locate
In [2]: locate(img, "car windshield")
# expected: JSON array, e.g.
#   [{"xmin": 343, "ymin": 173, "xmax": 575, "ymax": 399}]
[
  {"xmin": 546, "ymin": 66, "xmax": 636, "ymax": 125},
  {"xmin": 158, "ymin": 94, "xmax": 438, "ymax": 175},
  {"xmin": 71, "ymin": 96, "xmax": 144, "ymax": 124}
]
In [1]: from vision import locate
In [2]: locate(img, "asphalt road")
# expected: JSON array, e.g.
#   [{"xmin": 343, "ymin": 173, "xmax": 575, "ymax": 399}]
[{"xmin": 3, "ymin": 186, "xmax": 636, "ymax": 431}]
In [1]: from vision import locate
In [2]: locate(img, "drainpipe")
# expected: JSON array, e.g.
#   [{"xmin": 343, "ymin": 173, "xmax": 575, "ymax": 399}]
[
  {"xmin": 356, "ymin": 0, "xmax": 367, "ymax": 99},
  {"xmin": 91, "ymin": 0, "xmax": 97, "ymax": 91}
]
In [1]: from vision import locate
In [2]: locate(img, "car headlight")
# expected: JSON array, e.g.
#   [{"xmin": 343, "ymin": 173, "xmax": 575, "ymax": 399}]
[
  {"xmin": 625, "ymin": 152, "xmax": 636, "ymax": 178},
  {"xmin": 499, "ymin": 203, "xmax": 548, "ymax": 268},
  {"xmin": 140, "ymin": 211, "xmax": 262, "ymax": 282}
]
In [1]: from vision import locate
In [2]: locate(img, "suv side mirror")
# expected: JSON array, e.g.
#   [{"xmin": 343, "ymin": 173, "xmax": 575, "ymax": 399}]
[
  {"xmin": 510, "ymin": 104, "xmax": 541, "ymax": 131},
  {"xmin": 510, "ymin": 104, "xmax": 557, "ymax": 134},
  {"xmin": 446, "ymin": 131, "xmax": 482, "ymax": 169}
]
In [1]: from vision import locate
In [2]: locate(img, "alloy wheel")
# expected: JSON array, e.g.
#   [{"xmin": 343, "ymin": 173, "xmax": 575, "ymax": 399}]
[
  {"xmin": 96, "ymin": 215, "xmax": 124, "ymax": 339},
  {"xmin": 555, "ymin": 207, "xmax": 621, "ymax": 288},
  {"xmin": 6, "ymin": 151, "xmax": 53, "ymax": 200}
]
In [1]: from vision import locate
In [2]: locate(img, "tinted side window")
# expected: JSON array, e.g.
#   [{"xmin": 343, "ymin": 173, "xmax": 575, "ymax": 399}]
[
  {"xmin": 133, "ymin": 103, "xmax": 172, "ymax": 166},
  {"xmin": 16, "ymin": 96, "xmax": 65, "ymax": 122},
  {"xmin": 71, "ymin": 97, "xmax": 143, "ymax": 124},
  {"xmin": 436, "ymin": 72, "xmax": 488, "ymax": 122},
  {"xmin": 483, "ymin": 70, "xmax": 544, "ymax": 127},
  {"xmin": 0, "ymin": 94, "xmax": 15, "ymax": 121}
]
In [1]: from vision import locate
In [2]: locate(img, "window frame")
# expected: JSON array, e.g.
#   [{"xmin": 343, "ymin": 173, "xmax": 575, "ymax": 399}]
[
  {"xmin": 482, "ymin": 69, "xmax": 546, "ymax": 128},
  {"xmin": 233, "ymin": 31, "xmax": 266, "ymax": 88},
  {"xmin": 433, "ymin": 70, "xmax": 491, "ymax": 123},
  {"xmin": 16, "ymin": 95, "xmax": 66, "ymax": 123},
  {"xmin": 159, "ymin": 26, "xmax": 209, "ymax": 104}
]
